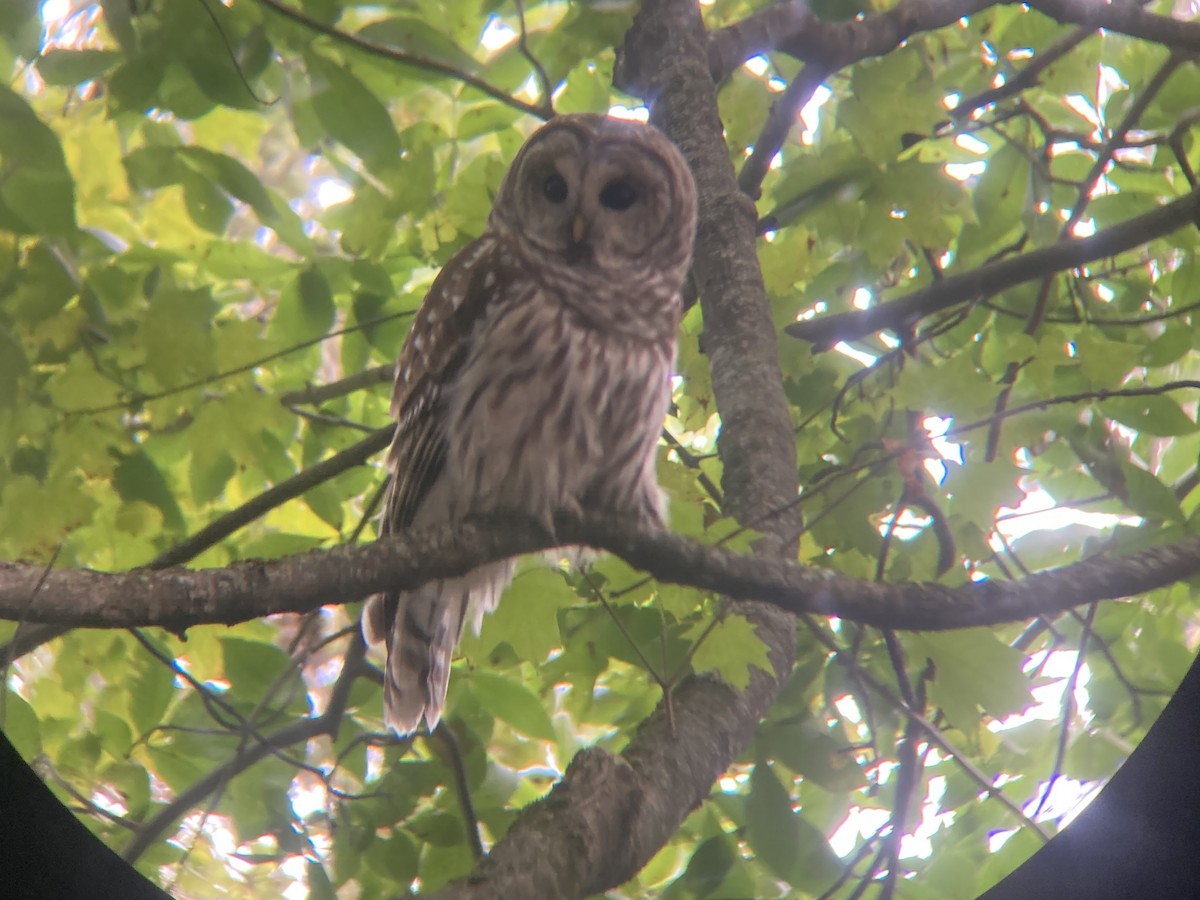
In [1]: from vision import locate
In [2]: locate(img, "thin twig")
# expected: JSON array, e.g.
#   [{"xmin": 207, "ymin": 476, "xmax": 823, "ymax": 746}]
[
  {"xmin": 192, "ymin": 0, "xmax": 278, "ymax": 105},
  {"xmin": 787, "ymin": 184, "xmax": 1200, "ymax": 349},
  {"xmin": 739, "ymin": 62, "xmax": 834, "ymax": 199},
  {"xmin": 71, "ymin": 311, "xmax": 412, "ymax": 415},
  {"xmin": 1032, "ymin": 603, "xmax": 1095, "ymax": 818},
  {"xmin": 122, "ymin": 634, "xmax": 366, "ymax": 863},
  {"xmin": 950, "ymin": 27, "xmax": 1093, "ymax": 120},
  {"xmin": 253, "ymin": 0, "xmax": 554, "ymax": 119},
  {"xmin": 432, "ymin": 722, "xmax": 485, "ymax": 860},
  {"xmin": 279, "ymin": 365, "xmax": 394, "ymax": 407},
  {"xmin": 513, "ymin": 0, "xmax": 554, "ymax": 113},
  {"xmin": 948, "ymin": 380, "xmax": 1200, "ymax": 438}
]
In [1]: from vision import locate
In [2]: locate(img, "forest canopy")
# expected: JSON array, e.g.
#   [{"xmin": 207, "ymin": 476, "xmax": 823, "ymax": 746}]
[{"xmin": 3, "ymin": 0, "xmax": 1200, "ymax": 897}]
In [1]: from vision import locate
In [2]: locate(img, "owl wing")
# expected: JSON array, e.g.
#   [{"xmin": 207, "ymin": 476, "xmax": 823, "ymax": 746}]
[
  {"xmin": 363, "ymin": 235, "xmax": 512, "ymax": 733},
  {"xmin": 381, "ymin": 236, "xmax": 503, "ymax": 533}
]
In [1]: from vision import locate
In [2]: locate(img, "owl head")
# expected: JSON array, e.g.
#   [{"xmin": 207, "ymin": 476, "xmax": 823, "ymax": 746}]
[{"xmin": 489, "ymin": 113, "xmax": 698, "ymax": 281}]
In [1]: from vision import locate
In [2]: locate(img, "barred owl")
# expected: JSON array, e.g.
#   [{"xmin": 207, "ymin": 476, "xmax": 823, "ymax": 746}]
[{"xmin": 362, "ymin": 113, "xmax": 698, "ymax": 735}]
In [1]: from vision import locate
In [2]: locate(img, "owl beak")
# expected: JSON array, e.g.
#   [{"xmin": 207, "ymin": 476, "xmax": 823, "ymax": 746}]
[
  {"xmin": 565, "ymin": 214, "xmax": 593, "ymax": 264},
  {"xmin": 571, "ymin": 215, "xmax": 588, "ymax": 244}
]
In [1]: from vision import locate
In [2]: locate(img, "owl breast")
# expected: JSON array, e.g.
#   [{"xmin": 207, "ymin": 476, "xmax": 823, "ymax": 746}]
[{"xmin": 432, "ymin": 271, "xmax": 674, "ymax": 533}]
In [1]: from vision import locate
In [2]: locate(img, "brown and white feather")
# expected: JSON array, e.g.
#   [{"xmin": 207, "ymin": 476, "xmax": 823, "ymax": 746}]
[{"xmin": 362, "ymin": 114, "xmax": 697, "ymax": 735}]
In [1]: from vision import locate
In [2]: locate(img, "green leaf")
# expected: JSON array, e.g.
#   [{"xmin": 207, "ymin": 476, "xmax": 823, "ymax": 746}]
[
  {"xmin": 305, "ymin": 52, "xmax": 403, "ymax": 173},
  {"xmin": 0, "ymin": 85, "xmax": 76, "ymax": 234},
  {"xmin": 128, "ymin": 651, "xmax": 177, "ymax": 736},
  {"xmin": 1101, "ymin": 394, "xmax": 1198, "ymax": 437},
  {"xmin": 909, "ymin": 629, "xmax": 1033, "ymax": 726},
  {"xmin": 0, "ymin": 0, "xmax": 40, "ymax": 59},
  {"xmin": 36, "ymin": 48, "xmax": 122, "ymax": 86},
  {"xmin": 0, "ymin": 329, "xmax": 28, "ymax": 407},
  {"xmin": 198, "ymin": 240, "xmax": 298, "ymax": 280},
  {"xmin": 1, "ymin": 692, "xmax": 41, "ymax": 759},
  {"xmin": 463, "ymin": 568, "xmax": 568, "ymax": 663},
  {"xmin": 356, "ymin": 17, "xmax": 481, "ymax": 74},
  {"xmin": 270, "ymin": 266, "xmax": 335, "ymax": 345},
  {"xmin": 107, "ymin": 55, "xmax": 166, "ymax": 114},
  {"xmin": 670, "ymin": 834, "xmax": 736, "ymax": 898},
  {"xmin": 687, "ymin": 613, "xmax": 773, "ymax": 690},
  {"xmin": 113, "ymin": 450, "xmax": 185, "ymax": 533},
  {"xmin": 363, "ymin": 831, "xmax": 420, "ymax": 887},
  {"xmin": 11, "ymin": 242, "xmax": 76, "ymax": 325},
  {"xmin": 220, "ymin": 637, "xmax": 294, "ymax": 696},
  {"xmin": 467, "ymin": 671, "xmax": 555, "ymax": 740},
  {"xmin": 745, "ymin": 762, "xmax": 840, "ymax": 889},
  {"xmin": 957, "ymin": 143, "xmax": 1030, "ymax": 262},
  {"xmin": 179, "ymin": 148, "xmax": 312, "ymax": 252},
  {"xmin": 763, "ymin": 720, "xmax": 867, "ymax": 792},
  {"xmin": 555, "ymin": 59, "xmax": 611, "ymax": 114},
  {"xmin": 457, "ymin": 102, "xmax": 520, "ymax": 140},
  {"xmin": 307, "ymin": 861, "xmax": 336, "ymax": 900},
  {"xmin": 1141, "ymin": 327, "xmax": 1192, "ymax": 368},
  {"xmin": 180, "ymin": 168, "xmax": 234, "ymax": 233},
  {"xmin": 45, "ymin": 353, "xmax": 123, "ymax": 411},
  {"xmin": 1120, "ymin": 461, "xmax": 1185, "ymax": 523}
]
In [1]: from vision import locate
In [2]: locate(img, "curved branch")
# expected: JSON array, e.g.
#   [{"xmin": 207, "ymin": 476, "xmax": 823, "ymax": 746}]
[
  {"xmin": 1027, "ymin": 0, "xmax": 1200, "ymax": 52},
  {"xmin": 155, "ymin": 427, "xmax": 393, "ymax": 570},
  {"xmin": 786, "ymin": 184, "xmax": 1200, "ymax": 349},
  {"xmin": 2, "ymin": 511, "xmax": 1198, "ymax": 632},
  {"xmin": 948, "ymin": 380, "xmax": 1200, "ymax": 436},
  {"xmin": 253, "ymin": 0, "xmax": 554, "ymax": 120},
  {"xmin": 279, "ymin": 365, "xmax": 393, "ymax": 407},
  {"xmin": 706, "ymin": 0, "xmax": 996, "ymax": 83},
  {"xmin": 950, "ymin": 25, "xmax": 1093, "ymax": 119},
  {"xmin": 121, "ymin": 635, "xmax": 366, "ymax": 863},
  {"xmin": 738, "ymin": 62, "xmax": 834, "ymax": 199},
  {"xmin": 0, "ymin": 428, "xmax": 391, "ymax": 666}
]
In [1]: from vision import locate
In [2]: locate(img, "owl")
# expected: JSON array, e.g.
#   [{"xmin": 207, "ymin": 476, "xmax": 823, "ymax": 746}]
[{"xmin": 362, "ymin": 113, "xmax": 698, "ymax": 735}]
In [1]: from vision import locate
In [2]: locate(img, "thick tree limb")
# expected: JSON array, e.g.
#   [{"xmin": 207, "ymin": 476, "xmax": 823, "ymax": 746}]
[
  {"xmin": 0, "ymin": 428, "xmax": 393, "ymax": 667},
  {"xmin": 707, "ymin": 0, "xmax": 1199, "ymax": 85},
  {"xmin": 2, "ymin": 511, "xmax": 1198, "ymax": 634},
  {"xmin": 1027, "ymin": 0, "xmax": 1200, "ymax": 52},
  {"xmin": 787, "ymin": 184, "xmax": 1200, "ymax": 349},
  {"xmin": 706, "ymin": 0, "xmax": 996, "ymax": 82},
  {"xmin": 472, "ymin": 0, "xmax": 812, "ymax": 897}
]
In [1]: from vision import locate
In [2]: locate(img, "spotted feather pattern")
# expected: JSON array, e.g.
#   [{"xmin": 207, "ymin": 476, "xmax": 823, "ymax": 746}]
[{"xmin": 362, "ymin": 114, "xmax": 697, "ymax": 735}]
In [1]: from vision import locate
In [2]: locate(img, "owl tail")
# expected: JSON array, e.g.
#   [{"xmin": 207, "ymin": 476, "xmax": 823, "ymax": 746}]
[
  {"xmin": 361, "ymin": 583, "xmax": 463, "ymax": 735},
  {"xmin": 362, "ymin": 561, "xmax": 515, "ymax": 735}
]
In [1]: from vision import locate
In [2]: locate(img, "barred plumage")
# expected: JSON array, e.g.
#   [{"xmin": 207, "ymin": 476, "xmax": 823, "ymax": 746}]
[{"xmin": 362, "ymin": 114, "xmax": 698, "ymax": 735}]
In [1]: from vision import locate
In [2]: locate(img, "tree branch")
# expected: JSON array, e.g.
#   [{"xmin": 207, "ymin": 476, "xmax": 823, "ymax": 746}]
[
  {"xmin": 2, "ymin": 511, "xmax": 1199, "ymax": 633},
  {"xmin": 1027, "ymin": 0, "xmax": 1200, "ymax": 53},
  {"xmin": 707, "ymin": 0, "xmax": 996, "ymax": 83},
  {"xmin": 786, "ymin": 184, "xmax": 1200, "ymax": 349},
  {"xmin": 156, "ymin": 427, "xmax": 393, "ymax": 570},
  {"xmin": 0, "ymin": 428, "xmax": 391, "ymax": 666},
  {"xmin": 121, "ymin": 634, "xmax": 366, "ymax": 863},
  {"xmin": 947, "ymin": 380, "xmax": 1200, "ymax": 436},
  {"xmin": 278, "ymin": 365, "xmax": 393, "ymax": 407},
  {"xmin": 253, "ymin": 0, "xmax": 555, "ymax": 120},
  {"xmin": 738, "ymin": 61, "xmax": 835, "ymax": 198},
  {"xmin": 950, "ymin": 25, "xmax": 1093, "ymax": 119}
]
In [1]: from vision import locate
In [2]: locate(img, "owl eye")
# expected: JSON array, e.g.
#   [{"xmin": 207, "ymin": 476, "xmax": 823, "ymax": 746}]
[
  {"xmin": 599, "ymin": 179, "xmax": 638, "ymax": 211},
  {"xmin": 542, "ymin": 173, "xmax": 569, "ymax": 204}
]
